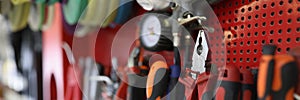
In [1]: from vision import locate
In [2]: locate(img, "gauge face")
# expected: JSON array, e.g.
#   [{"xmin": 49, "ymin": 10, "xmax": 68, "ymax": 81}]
[{"xmin": 140, "ymin": 15, "xmax": 162, "ymax": 48}]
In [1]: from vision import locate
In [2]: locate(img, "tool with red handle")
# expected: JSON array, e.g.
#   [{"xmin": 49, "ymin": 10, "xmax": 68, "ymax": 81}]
[
  {"xmin": 258, "ymin": 45, "xmax": 299, "ymax": 100},
  {"xmin": 240, "ymin": 67, "xmax": 255, "ymax": 100},
  {"xmin": 215, "ymin": 65, "xmax": 241, "ymax": 100}
]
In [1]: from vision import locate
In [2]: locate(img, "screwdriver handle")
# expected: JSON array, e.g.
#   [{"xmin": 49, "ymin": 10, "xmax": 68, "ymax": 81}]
[{"xmin": 146, "ymin": 61, "xmax": 169, "ymax": 100}]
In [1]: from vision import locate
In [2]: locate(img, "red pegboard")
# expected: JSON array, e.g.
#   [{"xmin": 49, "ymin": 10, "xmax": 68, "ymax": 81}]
[{"xmin": 212, "ymin": 0, "xmax": 300, "ymax": 68}]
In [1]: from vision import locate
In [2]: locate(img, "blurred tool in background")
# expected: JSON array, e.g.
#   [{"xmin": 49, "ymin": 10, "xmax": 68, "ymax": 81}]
[
  {"xmin": 289, "ymin": 47, "xmax": 300, "ymax": 99},
  {"xmin": 258, "ymin": 45, "xmax": 299, "ymax": 100}
]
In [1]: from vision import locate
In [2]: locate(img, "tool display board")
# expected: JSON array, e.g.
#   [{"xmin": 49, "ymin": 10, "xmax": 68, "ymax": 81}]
[{"xmin": 212, "ymin": 0, "xmax": 300, "ymax": 68}]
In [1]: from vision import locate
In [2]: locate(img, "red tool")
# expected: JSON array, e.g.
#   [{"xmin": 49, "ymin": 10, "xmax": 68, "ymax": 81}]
[
  {"xmin": 240, "ymin": 67, "xmax": 255, "ymax": 100},
  {"xmin": 258, "ymin": 45, "xmax": 298, "ymax": 100},
  {"xmin": 215, "ymin": 65, "xmax": 241, "ymax": 100}
]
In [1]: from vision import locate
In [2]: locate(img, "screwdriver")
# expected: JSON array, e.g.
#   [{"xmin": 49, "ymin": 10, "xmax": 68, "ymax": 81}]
[
  {"xmin": 146, "ymin": 61, "xmax": 170, "ymax": 100},
  {"xmin": 258, "ymin": 45, "xmax": 299, "ymax": 100}
]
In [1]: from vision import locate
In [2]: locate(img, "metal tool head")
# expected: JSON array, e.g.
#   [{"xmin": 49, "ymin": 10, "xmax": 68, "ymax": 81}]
[{"xmin": 191, "ymin": 30, "xmax": 209, "ymax": 78}]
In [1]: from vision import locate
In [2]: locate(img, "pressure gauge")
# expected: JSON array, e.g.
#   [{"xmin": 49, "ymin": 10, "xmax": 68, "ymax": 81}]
[
  {"xmin": 139, "ymin": 13, "xmax": 173, "ymax": 51},
  {"xmin": 137, "ymin": 0, "xmax": 170, "ymax": 11}
]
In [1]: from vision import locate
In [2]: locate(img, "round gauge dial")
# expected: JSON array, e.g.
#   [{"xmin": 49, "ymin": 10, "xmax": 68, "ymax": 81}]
[
  {"xmin": 141, "ymin": 15, "xmax": 161, "ymax": 47},
  {"xmin": 139, "ymin": 13, "xmax": 173, "ymax": 51}
]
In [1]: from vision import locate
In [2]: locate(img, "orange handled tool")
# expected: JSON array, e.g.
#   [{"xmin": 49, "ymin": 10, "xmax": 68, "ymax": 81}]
[
  {"xmin": 258, "ymin": 45, "xmax": 299, "ymax": 100},
  {"xmin": 146, "ymin": 61, "xmax": 170, "ymax": 100}
]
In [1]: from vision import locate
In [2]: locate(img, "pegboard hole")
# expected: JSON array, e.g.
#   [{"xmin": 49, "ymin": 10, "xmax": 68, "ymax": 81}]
[
  {"xmin": 255, "ymin": 5, "xmax": 259, "ymax": 10},
  {"xmin": 247, "ymin": 33, "xmax": 251, "ymax": 37},
  {"xmin": 227, "ymin": 42, "xmax": 231, "ymax": 46},
  {"xmin": 288, "ymin": 18, "xmax": 292, "ymax": 24},
  {"xmin": 270, "ymin": 30, "xmax": 274, "ymax": 35},
  {"xmin": 254, "ymin": 49, "xmax": 258, "ymax": 54},
  {"xmin": 255, "ymin": 14, "xmax": 259, "ymax": 19},
  {"xmin": 288, "ymin": 8, "xmax": 293, "ymax": 14},
  {"xmin": 241, "ymin": 25, "xmax": 245, "ymax": 29},
  {"xmin": 247, "ymin": 24, "xmax": 251, "ymax": 28},
  {"xmin": 240, "ymin": 50, "xmax": 244, "ymax": 54},
  {"xmin": 278, "ymin": 38, "xmax": 282, "ymax": 43},
  {"xmin": 262, "ymin": 13, "xmax": 267, "ymax": 18},
  {"xmin": 235, "ymin": 10, "xmax": 239, "ymax": 14},
  {"xmin": 233, "ymin": 34, "xmax": 237, "ymax": 38},
  {"xmin": 270, "ymin": 21, "xmax": 275, "ymax": 26},
  {"xmin": 240, "ymin": 42, "xmax": 244, "ymax": 46},
  {"xmin": 227, "ymin": 50, "xmax": 230, "ymax": 54},
  {"xmin": 233, "ymin": 50, "xmax": 237, "ymax": 54},
  {"xmin": 233, "ymin": 58, "xmax": 237, "ymax": 62},
  {"xmin": 297, "ymin": 27, "xmax": 300, "ymax": 32},
  {"xmin": 241, "ymin": 33, "xmax": 245, "ymax": 37},
  {"xmin": 262, "ymin": 40, "xmax": 266, "ymax": 44},
  {"xmin": 240, "ymin": 58, "xmax": 243, "ymax": 62},
  {"xmin": 298, "ymin": 7, "xmax": 300, "ymax": 12},
  {"xmin": 253, "ymin": 58, "xmax": 257, "ymax": 62},
  {"xmin": 248, "ymin": 16, "xmax": 252, "ymax": 20},
  {"xmin": 286, "ymin": 47, "xmax": 290, "ymax": 52},
  {"xmin": 254, "ymin": 32, "xmax": 258, "ymax": 36},
  {"xmin": 234, "ymin": 18, "xmax": 238, "ymax": 22},
  {"xmin": 241, "ymin": 8, "xmax": 245, "ymax": 13},
  {"xmin": 228, "ymin": 11, "xmax": 232, "ymax": 15},
  {"xmin": 279, "ymin": 1, "xmax": 284, "ymax": 6},
  {"xmin": 271, "ymin": 12, "xmax": 275, "ymax": 17},
  {"xmin": 235, "ymin": 1, "xmax": 239, "ymax": 6},
  {"xmin": 278, "ymin": 29, "xmax": 282, "ymax": 34},
  {"xmin": 297, "ymin": 17, "xmax": 300, "ymax": 22},
  {"xmin": 234, "ymin": 26, "xmax": 238, "ymax": 30},
  {"xmin": 247, "ymin": 41, "xmax": 251, "ymax": 45},
  {"xmin": 255, "ymin": 23, "xmax": 258, "ymax": 27},
  {"xmin": 263, "ymin": 4, "xmax": 267, "ymax": 9},
  {"xmin": 241, "ymin": 16, "xmax": 245, "ymax": 21},
  {"xmin": 279, "ymin": 20, "xmax": 283, "ymax": 25},
  {"xmin": 279, "ymin": 10, "xmax": 283, "ymax": 15},
  {"xmin": 287, "ymin": 38, "xmax": 291, "ymax": 43},
  {"xmin": 287, "ymin": 28, "xmax": 292, "ymax": 33},
  {"xmin": 233, "ymin": 42, "xmax": 237, "ymax": 46},
  {"xmin": 271, "ymin": 2, "xmax": 275, "ymax": 7},
  {"xmin": 227, "ymin": 58, "xmax": 230, "ymax": 62},
  {"xmin": 262, "ymin": 31, "xmax": 266, "ymax": 35},
  {"xmin": 247, "ymin": 49, "xmax": 251, "ymax": 54},
  {"xmin": 246, "ymin": 58, "xmax": 251, "ymax": 62},
  {"xmin": 288, "ymin": 0, "xmax": 293, "ymax": 3},
  {"xmin": 277, "ymin": 48, "xmax": 282, "ymax": 52},
  {"xmin": 270, "ymin": 39, "xmax": 274, "ymax": 44},
  {"xmin": 248, "ymin": 7, "xmax": 252, "ymax": 11},
  {"xmin": 254, "ymin": 40, "xmax": 258, "ymax": 45},
  {"xmin": 296, "ymin": 37, "xmax": 300, "ymax": 42},
  {"xmin": 262, "ymin": 22, "xmax": 266, "ymax": 27}
]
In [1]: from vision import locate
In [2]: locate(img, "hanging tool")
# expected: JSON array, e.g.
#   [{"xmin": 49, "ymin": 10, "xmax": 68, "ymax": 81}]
[
  {"xmin": 146, "ymin": 60, "xmax": 170, "ymax": 100},
  {"xmin": 42, "ymin": 2, "xmax": 64, "ymax": 100},
  {"xmin": 61, "ymin": 0, "xmax": 87, "ymax": 34},
  {"xmin": 127, "ymin": 47, "xmax": 149, "ymax": 100},
  {"xmin": 289, "ymin": 47, "xmax": 300, "ymax": 99},
  {"xmin": 62, "ymin": 42, "xmax": 82, "ymax": 100},
  {"xmin": 8, "ymin": 1, "xmax": 30, "ymax": 32},
  {"xmin": 76, "ymin": 0, "xmax": 109, "ymax": 37},
  {"xmin": 215, "ymin": 65, "xmax": 241, "ymax": 100},
  {"xmin": 240, "ymin": 67, "xmax": 255, "ymax": 100},
  {"xmin": 28, "ymin": 1, "xmax": 45, "ymax": 31},
  {"xmin": 258, "ymin": 45, "xmax": 299, "ymax": 100},
  {"xmin": 102, "ymin": 0, "xmax": 120, "ymax": 28},
  {"xmin": 113, "ymin": 0, "xmax": 134, "ymax": 24}
]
